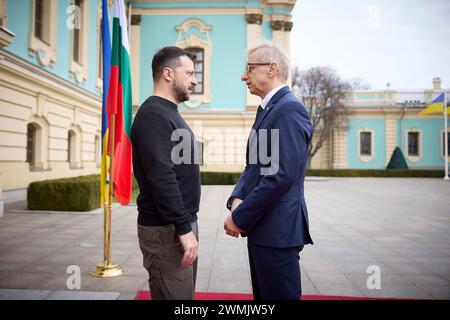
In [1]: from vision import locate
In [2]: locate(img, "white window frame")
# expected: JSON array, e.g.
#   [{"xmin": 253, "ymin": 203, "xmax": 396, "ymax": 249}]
[
  {"xmin": 96, "ymin": 6, "xmax": 103, "ymax": 93},
  {"xmin": 28, "ymin": 0, "xmax": 57, "ymax": 66},
  {"xmin": 405, "ymin": 128, "xmax": 422, "ymax": 162},
  {"xmin": 440, "ymin": 129, "xmax": 450, "ymax": 159},
  {"xmin": 69, "ymin": 0, "xmax": 89, "ymax": 84},
  {"xmin": 176, "ymin": 18, "xmax": 212, "ymax": 108},
  {"xmin": 95, "ymin": 133, "xmax": 101, "ymax": 168},
  {"xmin": 0, "ymin": 0, "xmax": 7, "ymax": 27},
  {"xmin": 68, "ymin": 126, "xmax": 82, "ymax": 169},
  {"xmin": 357, "ymin": 128, "xmax": 374, "ymax": 162},
  {"xmin": 26, "ymin": 117, "xmax": 49, "ymax": 171},
  {"xmin": 0, "ymin": 0, "xmax": 14, "ymax": 54}
]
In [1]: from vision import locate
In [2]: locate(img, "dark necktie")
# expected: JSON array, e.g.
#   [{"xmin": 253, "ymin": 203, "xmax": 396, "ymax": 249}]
[
  {"xmin": 247, "ymin": 105, "xmax": 264, "ymax": 163},
  {"xmin": 254, "ymin": 105, "xmax": 264, "ymax": 126}
]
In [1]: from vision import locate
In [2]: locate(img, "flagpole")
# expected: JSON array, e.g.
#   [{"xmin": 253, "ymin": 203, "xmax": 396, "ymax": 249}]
[
  {"xmin": 444, "ymin": 90, "xmax": 449, "ymax": 180},
  {"xmin": 91, "ymin": 114, "xmax": 123, "ymax": 277},
  {"xmin": 105, "ymin": 114, "xmax": 115, "ymax": 267}
]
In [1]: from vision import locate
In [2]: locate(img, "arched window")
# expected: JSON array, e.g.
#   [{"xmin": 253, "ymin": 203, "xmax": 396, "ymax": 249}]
[
  {"xmin": 68, "ymin": 130, "xmax": 76, "ymax": 165},
  {"xmin": 26, "ymin": 124, "xmax": 36, "ymax": 165},
  {"xmin": 195, "ymin": 140, "xmax": 203, "ymax": 165},
  {"xmin": 95, "ymin": 134, "xmax": 101, "ymax": 166},
  {"xmin": 185, "ymin": 47, "xmax": 204, "ymax": 94},
  {"xmin": 175, "ymin": 18, "xmax": 212, "ymax": 107}
]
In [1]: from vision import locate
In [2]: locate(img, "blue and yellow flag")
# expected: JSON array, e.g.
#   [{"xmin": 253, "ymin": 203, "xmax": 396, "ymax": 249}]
[
  {"xmin": 100, "ymin": 0, "xmax": 112, "ymax": 207},
  {"xmin": 419, "ymin": 92, "xmax": 449, "ymax": 115}
]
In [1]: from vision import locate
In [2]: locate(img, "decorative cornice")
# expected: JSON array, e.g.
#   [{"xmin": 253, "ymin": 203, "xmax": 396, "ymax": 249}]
[
  {"xmin": 131, "ymin": 14, "xmax": 141, "ymax": 25},
  {"xmin": 270, "ymin": 20, "xmax": 285, "ymax": 31},
  {"xmin": 176, "ymin": 18, "xmax": 212, "ymax": 33},
  {"xmin": 0, "ymin": 50, "xmax": 101, "ymax": 105},
  {"xmin": 284, "ymin": 21, "xmax": 293, "ymax": 32},
  {"xmin": 245, "ymin": 13, "xmax": 262, "ymax": 25},
  {"xmin": 133, "ymin": 7, "xmax": 246, "ymax": 16},
  {"xmin": 0, "ymin": 26, "xmax": 14, "ymax": 50}
]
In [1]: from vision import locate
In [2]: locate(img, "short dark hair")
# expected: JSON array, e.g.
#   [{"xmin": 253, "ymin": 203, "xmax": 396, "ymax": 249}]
[{"xmin": 151, "ymin": 46, "xmax": 195, "ymax": 81}]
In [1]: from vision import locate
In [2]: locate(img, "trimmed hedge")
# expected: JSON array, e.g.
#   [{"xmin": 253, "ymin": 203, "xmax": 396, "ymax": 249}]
[
  {"xmin": 305, "ymin": 169, "xmax": 445, "ymax": 178},
  {"xmin": 200, "ymin": 172, "xmax": 242, "ymax": 185},
  {"xmin": 28, "ymin": 174, "xmax": 100, "ymax": 211},
  {"xmin": 199, "ymin": 169, "xmax": 445, "ymax": 184},
  {"xmin": 27, "ymin": 170, "xmax": 445, "ymax": 211}
]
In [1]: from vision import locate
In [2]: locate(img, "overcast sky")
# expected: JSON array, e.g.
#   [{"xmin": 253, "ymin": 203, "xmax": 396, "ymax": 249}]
[{"xmin": 290, "ymin": 0, "xmax": 450, "ymax": 90}]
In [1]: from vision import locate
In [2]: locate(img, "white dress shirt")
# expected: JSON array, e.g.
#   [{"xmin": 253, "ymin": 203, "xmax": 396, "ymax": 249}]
[{"xmin": 260, "ymin": 85, "xmax": 288, "ymax": 110}]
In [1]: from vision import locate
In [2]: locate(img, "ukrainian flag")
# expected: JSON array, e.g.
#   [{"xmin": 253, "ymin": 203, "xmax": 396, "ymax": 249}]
[{"xmin": 419, "ymin": 92, "xmax": 449, "ymax": 115}]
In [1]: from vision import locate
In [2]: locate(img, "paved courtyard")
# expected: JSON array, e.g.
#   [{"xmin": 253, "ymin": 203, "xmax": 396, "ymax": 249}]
[{"xmin": 0, "ymin": 178, "xmax": 449, "ymax": 300}]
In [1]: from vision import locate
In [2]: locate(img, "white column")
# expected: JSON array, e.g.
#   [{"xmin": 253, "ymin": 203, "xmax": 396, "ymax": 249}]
[
  {"xmin": 284, "ymin": 21, "xmax": 292, "ymax": 87},
  {"xmin": 332, "ymin": 129, "xmax": 348, "ymax": 169},
  {"xmin": 246, "ymin": 13, "xmax": 263, "ymax": 110},
  {"xmin": 271, "ymin": 18, "xmax": 292, "ymax": 87},
  {"xmin": 385, "ymin": 116, "xmax": 397, "ymax": 165},
  {"xmin": 0, "ymin": 171, "xmax": 4, "ymax": 218},
  {"xmin": 130, "ymin": 15, "xmax": 141, "ymax": 108}
]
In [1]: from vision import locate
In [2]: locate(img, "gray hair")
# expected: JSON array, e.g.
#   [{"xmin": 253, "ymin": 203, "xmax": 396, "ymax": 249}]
[{"xmin": 247, "ymin": 42, "xmax": 291, "ymax": 82}]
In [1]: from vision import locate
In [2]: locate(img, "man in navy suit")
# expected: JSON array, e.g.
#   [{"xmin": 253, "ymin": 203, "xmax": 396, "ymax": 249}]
[{"xmin": 224, "ymin": 43, "xmax": 313, "ymax": 300}]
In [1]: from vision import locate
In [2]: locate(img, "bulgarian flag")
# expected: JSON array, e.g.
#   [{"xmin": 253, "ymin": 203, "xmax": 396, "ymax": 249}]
[{"xmin": 106, "ymin": 0, "xmax": 133, "ymax": 205}]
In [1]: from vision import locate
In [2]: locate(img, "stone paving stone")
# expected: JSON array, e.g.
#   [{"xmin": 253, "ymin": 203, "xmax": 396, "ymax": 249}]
[
  {"xmin": 419, "ymin": 286, "xmax": 450, "ymax": 300},
  {"xmin": 1, "ymin": 179, "xmax": 449, "ymax": 299},
  {"xmin": 0, "ymin": 289, "xmax": 52, "ymax": 300},
  {"xmin": 46, "ymin": 290, "xmax": 120, "ymax": 300},
  {"xmin": 0, "ymin": 271, "xmax": 52, "ymax": 289},
  {"xmin": 312, "ymin": 283, "xmax": 365, "ymax": 298}
]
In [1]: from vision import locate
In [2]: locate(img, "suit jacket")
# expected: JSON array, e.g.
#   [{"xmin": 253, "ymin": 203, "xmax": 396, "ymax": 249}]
[{"xmin": 228, "ymin": 86, "xmax": 313, "ymax": 248}]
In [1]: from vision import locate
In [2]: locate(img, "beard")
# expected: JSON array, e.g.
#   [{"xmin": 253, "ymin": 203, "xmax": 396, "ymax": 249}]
[{"xmin": 172, "ymin": 78, "xmax": 190, "ymax": 103}]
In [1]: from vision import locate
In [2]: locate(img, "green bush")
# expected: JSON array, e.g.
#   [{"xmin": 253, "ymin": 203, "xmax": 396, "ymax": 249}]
[
  {"xmin": 198, "ymin": 169, "xmax": 445, "ymax": 184},
  {"xmin": 132, "ymin": 173, "xmax": 139, "ymax": 190},
  {"xmin": 28, "ymin": 174, "xmax": 100, "ymax": 211},
  {"xmin": 200, "ymin": 172, "xmax": 242, "ymax": 185},
  {"xmin": 305, "ymin": 169, "xmax": 444, "ymax": 178},
  {"xmin": 386, "ymin": 147, "xmax": 409, "ymax": 169}
]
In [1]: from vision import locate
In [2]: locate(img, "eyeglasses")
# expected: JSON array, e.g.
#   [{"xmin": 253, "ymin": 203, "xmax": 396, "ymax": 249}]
[{"xmin": 245, "ymin": 62, "xmax": 272, "ymax": 73}]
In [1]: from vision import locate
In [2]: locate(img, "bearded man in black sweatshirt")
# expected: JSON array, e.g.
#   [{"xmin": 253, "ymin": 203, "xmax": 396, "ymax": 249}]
[{"xmin": 131, "ymin": 46, "xmax": 200, "ymax": 300}]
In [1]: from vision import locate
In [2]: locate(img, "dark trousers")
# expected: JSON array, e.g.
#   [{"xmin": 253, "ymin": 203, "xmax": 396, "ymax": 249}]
[
  {"xmin": 138, "ymin": 221, "xmax": 198, "ymax": 300},
  {"xmin": 248, "ymin": 242, "xmax": 302, "ymax": 300}
]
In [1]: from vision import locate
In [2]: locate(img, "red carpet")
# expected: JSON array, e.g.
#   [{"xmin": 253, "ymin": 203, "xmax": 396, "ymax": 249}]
[{"xmin": 134, "ymin": 291, "xmax": 401, "ymax": 300}]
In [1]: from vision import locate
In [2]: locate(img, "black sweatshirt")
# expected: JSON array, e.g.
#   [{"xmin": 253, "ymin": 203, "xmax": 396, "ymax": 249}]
[{"xmin": 131, "ymin": 96, "xmax": 201, "ymax": 235}]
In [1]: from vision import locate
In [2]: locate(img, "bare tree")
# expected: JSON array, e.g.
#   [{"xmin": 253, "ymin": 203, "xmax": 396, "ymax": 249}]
[{"xmin": 292, "ymin": 66, "xmax": 351, "ymax": 166}]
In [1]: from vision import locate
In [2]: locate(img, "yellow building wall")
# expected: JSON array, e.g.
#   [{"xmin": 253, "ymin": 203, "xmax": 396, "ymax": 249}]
[{"xmin": 0, "ymin": 53, "xmax": 101, "ymax": 193}]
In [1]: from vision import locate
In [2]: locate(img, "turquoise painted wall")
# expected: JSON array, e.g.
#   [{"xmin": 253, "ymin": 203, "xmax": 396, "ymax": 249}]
[
  {"xmin": 6, "ymin": 0, "xmax": 31, "ymax": 58},
  {"xmin": 133, "ymin": 1, "xmax": 261, "ymax": 9},
  {"xmin": 139, "ymin": 14, "xmax": 247, "ymax": 110},
  {"xmin": 397, "ymin": 118, "xmax": 450, "ymax": 168},
  {"xmin": 347, "ymin": 119, "xmax": 386, "ymax": 169},
  {"xmin": 132, "ymin": 0, "xmax": 289, "ymax": 14},
  {"xmin": 262, "ymin": 21, "xmax": 273, "ymax": 41},
  {"xmin": 6, "ymin": 0, "xmax": 101, "ymax": 96}
]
